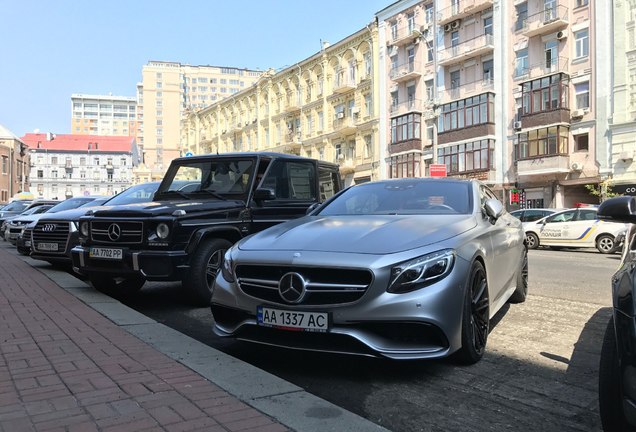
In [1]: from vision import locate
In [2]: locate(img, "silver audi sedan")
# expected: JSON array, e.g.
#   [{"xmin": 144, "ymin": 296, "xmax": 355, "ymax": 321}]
[{"xmin": 211, "ymin": 178, "xmax": 527, "ymax": 364}]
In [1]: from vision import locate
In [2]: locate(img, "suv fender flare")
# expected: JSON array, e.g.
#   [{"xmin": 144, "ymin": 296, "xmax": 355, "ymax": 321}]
[{"xmin": 185, "ymin": 226, "xmax": 242, "ymax": 255}]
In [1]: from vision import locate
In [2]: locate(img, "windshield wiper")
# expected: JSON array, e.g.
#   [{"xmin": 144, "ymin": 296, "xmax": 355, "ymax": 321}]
[
  {"xmin": 189, "ymin": 189, "xmax": 226, "ymax": 200},
  {"xmin": 156, "ymin": 190, "xmax": 190, "ymax": 200}
]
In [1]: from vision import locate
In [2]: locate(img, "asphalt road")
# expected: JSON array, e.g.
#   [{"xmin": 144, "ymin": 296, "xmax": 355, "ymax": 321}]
[{"xmin": 87, "ymin": 247, "xmax": 615, "ymax": 432}]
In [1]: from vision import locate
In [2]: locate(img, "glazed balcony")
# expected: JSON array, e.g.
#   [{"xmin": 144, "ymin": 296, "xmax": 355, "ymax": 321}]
[
  {"xmin": 389, "ymin": 139, "xmax": 422, "ymax": 155},
  {"xmin": 514, "ymin": 57, "xmax": 569, "ymax": 81},
  {"xmin": 440, "ymin": 78, "xmax": 494, "ymax": 103},
  {"xmin": 390, "ymin": 98, "xmax": 424, "ymax": 117},
  {"xmin": 438, "ymin": 35, "xmax": 494, "ymax": 66},
  {"xmin": 517, "ymin": 155, "xmax": 570, "ymax": 176},
  {"xmin": 389, "ymin": 61, "xmax": 422, "ymax": 82},
  {"xmin": 438, "ymin": 0, "xmax": 495, "ymax": 26},
  {"xmin": 521, "ymin": 5, "xmax": 569, "ymax": 37}
]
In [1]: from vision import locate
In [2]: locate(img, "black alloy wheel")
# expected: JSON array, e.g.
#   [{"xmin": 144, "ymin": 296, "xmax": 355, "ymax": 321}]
[
  {"xmin": 183, "ymin": 238, "xmax": 232, "ymax": 306},
  {"xmin": 456, "ymin": 261, "xmax": 490, "ymax": 365},
  {"xmin": 509, "ymin": 247, "xmax": 528, "ymax": 303}
]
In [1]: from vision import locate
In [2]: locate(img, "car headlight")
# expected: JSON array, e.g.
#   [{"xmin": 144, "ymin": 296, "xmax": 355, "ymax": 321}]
[
  {"xmin": 71, "ymin": 221, "xmax": 79, "ymax": 232},
  {"xmin": 156, "ymin": 223, "xmax": 170, "ymax": 239},
  {"xmin": 80, "ymin": 222, "xmax": 89, "ymax": 237},
  {"xmin": 220, "ymin": 247, "xmax": 236, "ymax": 283},
  {"xmin": 388, "ymin": 249, "xmax": 455, "ymax": 294}
]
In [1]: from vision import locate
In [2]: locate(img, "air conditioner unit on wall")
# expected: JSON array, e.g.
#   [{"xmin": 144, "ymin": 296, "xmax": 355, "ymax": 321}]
[
  {"xmin": 513, "ymin": 121, "xmax": 522, "ymax": 130},
  {"xmin": 451, "ymin": 20, "xmax": 461, "ymax": 29},
  {"xmin": 570, "ymin": 162, "xmax": 581, "ymax": 171},
  {"xmin": 444, "ymin": 23, "xmax": 453, "ymax": 32},
  {"xmin": 336, "ymin": 112, "xmax": 345, "ymax": 119},
  {"xmin": 620, "ymin": 151, "xmax": 634, "ymax": 162},
  {"xmin": 556, "ymin": 31, "xmax": 567, "ymax": 40},
  {"xmin": 571, "ymin": 109, "xmax": 584, "ymax": 119}
]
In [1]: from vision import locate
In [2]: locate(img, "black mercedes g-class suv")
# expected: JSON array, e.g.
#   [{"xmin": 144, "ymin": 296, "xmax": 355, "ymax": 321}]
[{"xmin": 71, "ymin": 152, "xmax": 342, "ymax": 304}]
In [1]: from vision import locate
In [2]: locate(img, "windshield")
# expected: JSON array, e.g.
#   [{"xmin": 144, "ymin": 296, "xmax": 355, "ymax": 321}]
[
  {"xmin": 23, "ymin": 205, "xmax": 53, "ymax": 215},
  {"xmin": 3, "ymin": 201, "xmax": 30, "ymax": 212},
  {"xmin": 317, "ymin": 181, "xmax": 473, "ymax": 216},
  {"xmin": 48, "ymin": 197, "xmax": 98, "ymax": 213},
  {"xmin": 104, "ymin": 182, "xmax": 160, "ymax": 206},
  {"xmin": 158, "ymin": 159, "xmax": 255, "ymax": 197}
]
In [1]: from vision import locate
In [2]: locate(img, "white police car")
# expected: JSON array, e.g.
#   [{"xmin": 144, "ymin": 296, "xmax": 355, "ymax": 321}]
[{"xmin": 524, "ymin": 207, "xmax": 627, "ymax": 254}]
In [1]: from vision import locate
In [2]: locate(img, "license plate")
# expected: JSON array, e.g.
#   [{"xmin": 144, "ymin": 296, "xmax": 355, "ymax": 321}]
[
  {"xmin": 37, "ymin": 242, "xmax": 58, "ymax": 251},
  {"xmin": 89, "ymin": 247, "xmax": 123, "ymax": 260},
  {"xmin": 257, "ymin": 306, "xmax": 329, "ymax": 332}
]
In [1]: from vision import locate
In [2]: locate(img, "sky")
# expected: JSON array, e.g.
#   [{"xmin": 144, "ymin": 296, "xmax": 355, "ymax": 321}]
[{"xmin": 0, "ymin": 0, "xmax": 391, "ymax": 138}]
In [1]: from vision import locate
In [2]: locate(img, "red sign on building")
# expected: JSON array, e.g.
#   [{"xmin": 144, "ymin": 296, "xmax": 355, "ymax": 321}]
[{"xmin": 429, "ymin": 164, "xmax": 447, "ymax": 177}]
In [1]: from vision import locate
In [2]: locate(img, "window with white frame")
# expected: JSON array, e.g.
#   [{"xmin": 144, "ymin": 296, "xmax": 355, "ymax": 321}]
[
  {"xmin": 515, "ymin": 49, "xmax": 528, "ymax": 77},
  {"xmin": 407, "ymin": 12, "xmax": 415, "ymax": 33},
  {"xmin": 575, "ymin": 82, "xmax": 590, "ymax": 109},
  {"xmin": 575, "ymin": 29, "xmax": 589, "ymax": 59},
  {"xmin": 363, "ymin": 52, "xmax": 372, "ymax": 78},
  {"xmin": 365, "ymin": 94, "xmax": 372, "ymax": 116},
  {"xmin": 364, "ymin": 135, "xmax": 372, "ymax": 158}
]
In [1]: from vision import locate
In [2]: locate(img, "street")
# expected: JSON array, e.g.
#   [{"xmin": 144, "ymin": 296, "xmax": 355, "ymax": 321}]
[{"xmin": 70, "ymin": 247, "xmax": 615, "ymax": 432}]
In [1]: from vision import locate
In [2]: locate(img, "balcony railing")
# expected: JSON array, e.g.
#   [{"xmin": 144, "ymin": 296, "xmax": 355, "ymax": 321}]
[
  {"xmin": 438, "ymin": 0, "xmax": 495, "ymax": 25},
  {"xmin": 333, "ymin": 71, "xmax": 356, "ymax": 94},
  {"xmin": 516, "ymin": 154, "xmax": 570, "ymax": 176},
  {"xmin": 440, "ymin": 78, "xmax": 494, "ymax": 102},
  {"xmin": 438, "ymin": 34, "xmax": 494, "ymax": 66},
  {"xmin": 389, "ymin": 61, "xmax": 422, "ymax": 82},
  {"xmin": 388, "ymin": 23, "xmax": 426, "ymax": 47},
  {"xmin": 520, "ymin": 5, "xmax": 569, "ymax": 37},
  {"xmin": 390, "ymin": 98, "xmax": 425, "ymax": 117},
  {"xmin": 332, "ymin": 117, "xmax": 358, "ymax": 135},
  {"xmin": 514, "ymin": 57, "xmax": 569, "ymax": 81}
]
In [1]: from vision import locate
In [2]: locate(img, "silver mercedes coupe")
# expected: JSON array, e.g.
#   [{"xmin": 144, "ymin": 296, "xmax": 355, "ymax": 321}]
[{"xmin": 210, "ymin": 178, "xmax": 527, "ymax": 364}]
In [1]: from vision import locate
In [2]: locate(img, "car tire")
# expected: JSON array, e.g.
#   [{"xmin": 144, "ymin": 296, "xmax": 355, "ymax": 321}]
[
  {"xmin": 183, "ymin": 238, "xmax": 232, "ymax": 306},
  {"xmin": 599, "ymin": 316, "xmax": 634, "ymax": 432},
  {"xmin": 17, "ymin": 246, "xmax": 30, "ymax": 256},
  {"xmin": 509, "ymin": 247, "xmax": 528, "ymax": 304},
  {"xmin": 526, "ymin": 232, "xmax": 539, "ymax": 249},
  {"xmin": 89, "ymin": 273, "xmax": 146, "ymax": 295},
  {"xmin": 455, "ymin": 260, "xmax": 490, "ymax": 365},
  {"xmin": 596, "ymin": 235, "xmax": 615, "ymax": 254}
]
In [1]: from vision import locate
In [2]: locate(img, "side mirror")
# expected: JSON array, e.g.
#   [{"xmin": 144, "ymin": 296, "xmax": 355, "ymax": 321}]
[
  {"xmin": 306, "ymin": 202, "xmax": 321, "ymax": 215},
  {"xmin": 253, "ymin": 188, "xmax": 276, "ymax": 201},
  {"xmin": 484, "ymin": 199, "xmax": 504, "ymax": 221},
  {"xmin": 598, "ymin": 196, "xmax": 636, "ymax": 224}
]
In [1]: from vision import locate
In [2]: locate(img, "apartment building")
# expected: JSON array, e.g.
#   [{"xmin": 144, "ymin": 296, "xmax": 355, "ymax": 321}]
[
  {"xmin": 0, "ymin": 125, "xmax": 30, "ymax": 203},
  {"xmin": 134, "ymin": 62, "xmax": 262, "ymax": 183},
  {"xmin": 181, "ymin": 25, "xmax": 380, "ymax": 186},
  {"xmin": 608, "ymin": 0, "xmax": 636, "ymax": 195},
  {"xmin": 21, "ymin": 133, "xmax": 139, "ymax": 200},
  {"xmin": 71, "ymin": 94, "xmax": 137, "ymax": 137}
]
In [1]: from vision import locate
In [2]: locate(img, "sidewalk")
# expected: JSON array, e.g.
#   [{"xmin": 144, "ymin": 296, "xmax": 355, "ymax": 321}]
[{"xmin": 0, "ymin": 246, "xmax": 387, "ymax": 432}]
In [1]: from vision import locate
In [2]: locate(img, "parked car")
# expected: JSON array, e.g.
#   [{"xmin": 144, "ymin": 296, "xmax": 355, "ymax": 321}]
[
  {"xmin": 523, "ymin": 207, "xmax": 627, "ymax": 253},
  {"xmin": 510, "ymin": 208, "xmax": 561, "ymax": 223},
  {"xmin": 71, "ymin": 153, "xmax": 342, "ymax": 304},
  {"xmin": 7, "ymin": 196, "xmax": 105, "ymax": 247},
  {"xmin": 1, "ymin": 204, "xmax": 54, "ymax": 240},
  {"xmin": 0, "ymin": 199, "xmax": 58, "ymax": 237},
  {"xmin": 211, "ymin": 178, "xmax": 527, "ymax": 364},
  {"xmin": 596, "ymin": 196, "xmax": 636, "ymax": 431},
  {"xmin": 27, "ymin": 182, "xmax": 161, "ymax": 264}
]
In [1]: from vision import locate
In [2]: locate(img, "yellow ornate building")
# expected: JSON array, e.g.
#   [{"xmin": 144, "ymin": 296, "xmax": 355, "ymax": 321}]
[{"xmin": 181, "ymin": 24, "xmax": 380, "ymax": 186}]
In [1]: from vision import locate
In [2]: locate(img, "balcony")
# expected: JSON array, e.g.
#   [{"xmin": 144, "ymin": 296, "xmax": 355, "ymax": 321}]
[
  {"xmin": 438, "ymin": 0, "xmax": 495, "ymax": 25},
  {"xmin": 284, "ymin": 131, "xmax": 302, "ymax": 151},
  {"xmin": 519, "ymin": 108, "xmax": 570, "ymax": 129},
  {"xmin": 333, "ymin": 72, "xmax": 356, "ymax": 94},
  {"xmin": 332, "ymin": 116, "xmax": 358, "ymax": 135},
  {"xmin": 268, "ymin": 142, "xmax": 301, "ymax": 155},
  {"xmin": 440, "ymin": 78, "xmax": 494, "ymax": 103},
  {"xmin": 514, "ymin": 57, "xmax": 569, "ymax": 81},
  {"xmin": 338, "ymin": 159, "xmax": 356, "ymax": 175},
  {"xmin": 517, "ymin": 155, "xmax": 570, "ymax": 177},
  {"xmin": 390, "ymin": 98, "xmax": 424, "ymax": 117},
  {"xmin": 284, "ymin": 94, "xmax": 302, "ymax": 113},
  {"xmin": 521, "ymin": 5, "xmax": 569, "ymax": 37},
  {"xmin": 389, "ymin": 139, "xmax": 422, "ymax": 155},
  {"xmin": 389, "ymin": 61, "xmax": 422, "ymax": 82},
  {"xmin": 438, "ymin": 35, "xmax": 494, "ymax": 66},
  {"xmin": 105, "ymin": 164, "xmax": 114, "ymax": 173},
  {"xmin": 388, "ymin": 23, "xmax": 425, "ymax": 47}
]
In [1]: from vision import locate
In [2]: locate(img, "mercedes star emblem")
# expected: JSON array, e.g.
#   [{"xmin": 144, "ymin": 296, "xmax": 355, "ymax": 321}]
[
  {"xmin": 278, "ymin": 272, "xmax": 307, "ymax": 304},
  {"xmin": 107, "ymin": 223, "xmax": 121, "ymax": 241}
]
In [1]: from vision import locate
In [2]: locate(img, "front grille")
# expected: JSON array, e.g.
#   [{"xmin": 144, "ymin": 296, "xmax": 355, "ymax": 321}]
[
  {"xmin": 91, "ymin": 220, "xmax": 143, "ymax": 244},
  {"xmin": 235, "ymin": 265, "xmax": 373, "ymax": 306},
  {"xmin": 32, "ymin": 221, "xmax": 71, "ymax": 255}
]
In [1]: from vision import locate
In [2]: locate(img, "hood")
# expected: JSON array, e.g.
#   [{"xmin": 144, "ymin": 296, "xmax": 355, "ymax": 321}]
[
  {"xmin": 240, "ymin": 215, "xmax": 477, "ymax": 254},
  {"xmin": 89, "ymin": 200, "xmax": 245, "ymax": 218},
  {"xmin": 12, "ymin": 214, "xmax": 46, "ymax": 224},
  {"xmin": 38, "ymin": 206, "xmax": 99, "ymax": 221}
]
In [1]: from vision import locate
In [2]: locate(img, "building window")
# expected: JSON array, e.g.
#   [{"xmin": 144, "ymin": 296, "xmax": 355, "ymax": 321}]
[
  {"xmin": 450, "ymin": 70, "xmax": 460, "ymax": 89},
  {"xmin": 37, "ymin": 169, "xmax": 43, "ymax": 178},
  {"xmin": 389, "ymin": 153, "xmax": 420, "ymax": 179},
  {"xmin": 363, "ymin": 52, "xmax": 372, "ymax": 78},
  {"xmin": 516, "ymin": 126, "xmax": 569, "ymax": 160},
  {"xmin": 576, "ymin": 0, "xmax": 588, "ymax": 7},
  {"xmin": 391, "ymin": 21, "xmax": 398, "ymax": 40},
  {"xmin": 515, "ymin": 2, "xmax": 528, "ymax": 31},
  {"xmin": 575, "ymin": 82, "xmax": 590, "ymax": 109},
  {"xmin": 484, "ymin": 16, "xmax": 493, "ymax": 36},
  {"xmin": 451, "ymin": 31, "xmax": 459, "ymax": 47},
  {"xmin": 364, "ymin": 135, "xmax": 372, "ymax": 158},
  {"xmin": 575, "ymin": 29, "xmax": 589, "ymax": 59},
  {"xmin": 51, "ymin": 156, "xmax": 58, "ymax": 165},
  {"xmin": 521, "ymin": 74, "xmax": 569, "ymax": 114},
  {"xmin": 574, "ymin": 134, "xmax": 589, "ymax": 151},
  {"xmin": 483, "ymin": 60, "xmax": 494, "ymax": 82},
  {"xmin": 1, "ymin": 156, "xmax": 7, "ymax": 174},
  {"xmin": 425, "ymin": 80, "xmax": 434, "ymax": 101},
  {"xmin": 425, "ymin": 4, "xmax": 434, "ymax": 23},
  {"xmin": 437, "ymin": 139, "xmax": 495, "ymax": 174},
  {"xmin": 52, "ymin": 170, "xmax": 58, "ymax": 178},
  {"xmin": 427, "ymin": 44, "xmax": 434, "ymax": 62},
  {"xmin": 390, "ymin": 113, "xmax": 421, "ymax": 144},
  {"xmin": 407, "ymin": 12, "xmax": 415, "ymax": 33},
  {"xmin": 365, "ymin": 94, "xmax": 372, "ymax": 116},
  {"xmin": 438, "ymin": 93, "xmax": 495, "ymax": 133},
  {"xmin": 318, "ymin": 111, "xmax": 324, "ymax": 131}
]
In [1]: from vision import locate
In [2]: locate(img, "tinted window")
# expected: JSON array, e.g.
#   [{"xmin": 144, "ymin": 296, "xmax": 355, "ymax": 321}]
[
  {"xmin": 577, "ymin": 209, "xmax": 597, "ymax": 221},
  {"xmin": 48, "ymin": 198, "xmax": 96, "ymax": 213},
  {"xmin": 105, "ymin": 183, "xmax": 159, "ymax": 206},
  {"xmin": 524, "ymin": 210, "xmax": 549, "ymax": 222},
  {"xmin": 318, "ymin": 167, "xmax": 340, "ymax": 201},
  {"xmin": 318, "ymin": 181, "xmax": 472, "ymax": 216},
  {"xmin": 162, "ymin": 159, "xmax": 255, "ymax": 195},
  {"xmin": 261, "ymin": 161, "xmax": 316, "ymax": 200},
  {"xmin": 546, "ymin": 210, "xmax": 576, "ymax": 223},
  {"xmin": 3, "ymin": 201, "xmax": 30, "ymax": 212}
]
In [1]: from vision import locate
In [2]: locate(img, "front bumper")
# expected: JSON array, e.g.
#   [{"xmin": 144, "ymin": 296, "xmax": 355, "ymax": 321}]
[
  {"xmin": 71, "ymin": 245, "xmax": 189, "ymax": 281},
  {"xmin": 210, "ymin": 250, "xmax": 469, "ymax": 360}
]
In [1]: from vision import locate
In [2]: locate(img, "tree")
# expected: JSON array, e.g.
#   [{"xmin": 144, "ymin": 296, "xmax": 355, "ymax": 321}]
[{"xmin": 585, "ymin": 179, "xmax": 619, "ymax": 203}]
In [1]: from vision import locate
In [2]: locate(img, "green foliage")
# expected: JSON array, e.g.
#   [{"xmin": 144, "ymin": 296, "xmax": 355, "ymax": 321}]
[{"xmin": 585, "ymin": 179, "xmax": 619, "ymax": 202}]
